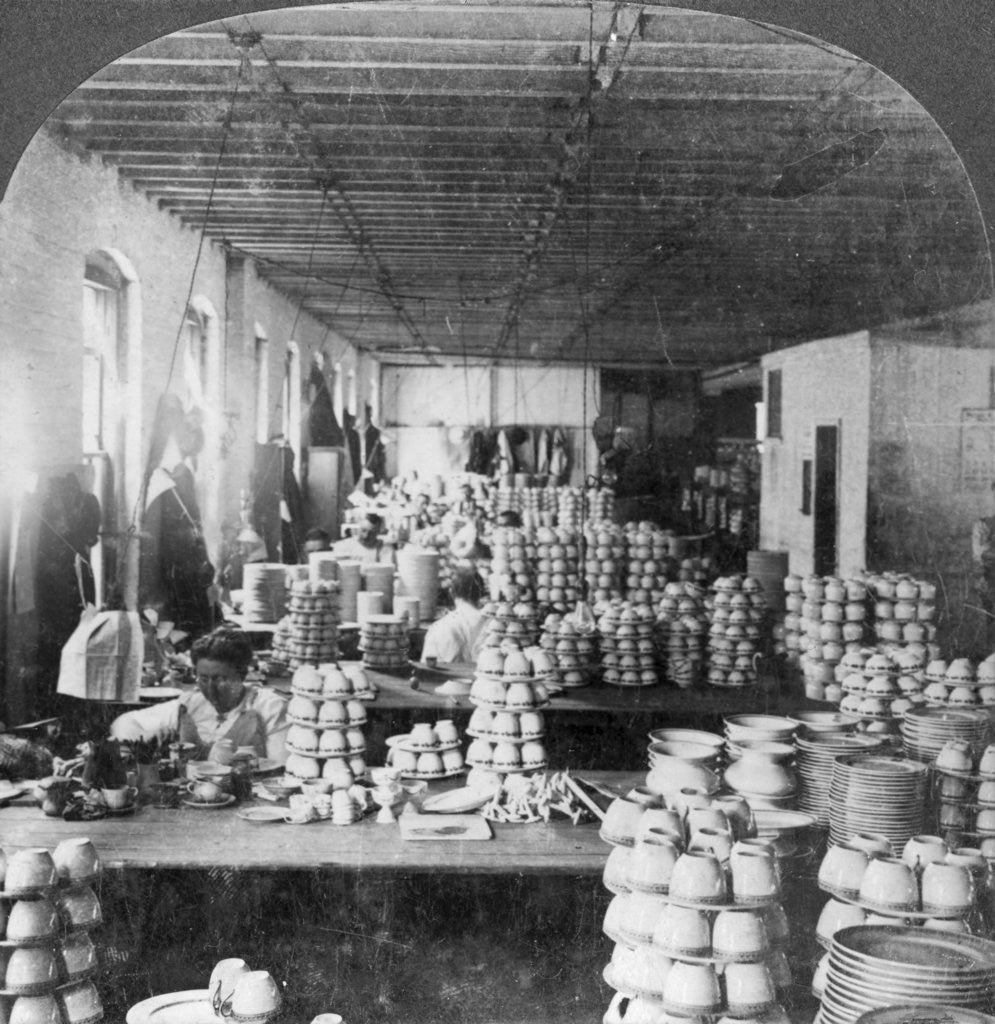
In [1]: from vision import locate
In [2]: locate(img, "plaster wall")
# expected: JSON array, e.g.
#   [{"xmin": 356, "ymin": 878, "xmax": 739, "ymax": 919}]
[{"xmin": 759, "ymin": 332, "xmax": 871, "ymax": 577}]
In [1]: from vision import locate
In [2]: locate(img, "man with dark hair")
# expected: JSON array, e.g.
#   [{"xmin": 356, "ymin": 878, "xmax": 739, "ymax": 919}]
[
  {"xmin": 302, "ymin": 527, "xmax": 331, "ymax": 557},
  {"xmin": 421, "ymin": 568, "xmax": 487, "ymax": 664},
  {"xmin": 331, "ymin": 512, "xmax": 394, "ymax": 564},
  {"xmin": 496, "ymin": 509, "xmax": 523, "ymax": 529},
  {"xmin": 109, "ymin": 626, "xmax": 288, "ymax": 761}
]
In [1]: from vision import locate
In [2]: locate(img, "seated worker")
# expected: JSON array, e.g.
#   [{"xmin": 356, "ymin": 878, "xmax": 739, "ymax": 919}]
[
  {"xmin": 421, "ymin": 568, "xmax": 487, "ymax": 664},
  {"xmin": 331, "ymin": 512, "xmax": 394, "ymax": 564},
  {"xmin": 302, "ymin": 527, "xmax": 331, "ymax": 558},
  {"xmin": 109, "ymin": 626, "xmax": 288, "ymax": 763}
]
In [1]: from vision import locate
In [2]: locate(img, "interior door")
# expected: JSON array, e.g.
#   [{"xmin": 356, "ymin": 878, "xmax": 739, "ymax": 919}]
[{"xmin": 813, "ymin": 424, "xmax": 839, "ymax": 575}]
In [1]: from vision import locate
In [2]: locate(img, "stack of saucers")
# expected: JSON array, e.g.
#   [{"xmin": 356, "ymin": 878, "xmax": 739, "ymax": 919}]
[
  {"xmin": 795, "ymin": 732, "xmax": 886, "ymax": 826},
  {"xmin": 901, "ymin": 707, "xmax": 991, "ymax": 764},
  {"xmin": 242, "ymin": 563, "xmax": 288, "ymax": 623},
  {"xmin": 335, "ymin": 561, "xmax": 362, "ymax": 623},
  {"xmin": 829, "ymin": 754, "xmax": 928, "ymax": 849},
  {"xmin": 816, "ymin": 925, "xmax": 995, "ymax": 1024}
]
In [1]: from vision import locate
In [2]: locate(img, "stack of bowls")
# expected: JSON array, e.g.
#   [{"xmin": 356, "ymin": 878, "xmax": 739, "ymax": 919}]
[
  {"xmin": 532, "ymin": 526, "xmax": 581, "ymax": 615},
  {"xmin": 388, "ymin": 721, "xmax": 464, "ymax": 779},
  {"xmin": 836, "ymin": 651, "xmax": 913, "ymax": 736},
  {"xmin": 582, "ymin": 522, "xmax": 626, "ymax": 604},
  {"xmin": 901, "ymin": 708, "xmax": 991, "ymax": 764},
  {"xmin": 359, "ymin": 614, "xmax": 409, "ymax": 670},
  {"xmin": 816, "ymin": 925, "xmax": 995, "ymax": 1024},
  {"xmin": 654, "ymin": 583, "xmax": 708, "ymax": 690},
  {"xmin": 279, "ymin": 579, "xmax": 341, "ymax": 670},
  {"xmin": 704, "ymin": 575, "xmax": 767, "ymax": 689},
  {"xmin": 829, "ymin": 754, "xmax": 929, "ymax": 850},
  {"xmin": 488, "ymin": 526, "xmax": 537, "ymax": 606},
  {"xmin": 620, "ymin": 522, "xmax": 672, "ymax": 607},
  {"xmin": 722, "ymin": 717, "xmax": 797, "ymax": 812},
  {"xmin": 598, "ymin": 602, "xmax": 659, "ymax": 688},
  {"xmin": 537, "ymin": 613, "xmax": 599, "ymax": 689},
  {"xmin": 466, "ymin": 643, "xmax": 550, "ymax": 775},
  {"xmin": 865, "ymin": 572, "xmax": 939, "ymax": 656}
]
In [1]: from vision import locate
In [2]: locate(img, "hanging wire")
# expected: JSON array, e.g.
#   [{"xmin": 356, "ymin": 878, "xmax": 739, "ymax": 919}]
[{"xmin": 288, "ymin": 184, "xmax": 330, "ymax": 345}]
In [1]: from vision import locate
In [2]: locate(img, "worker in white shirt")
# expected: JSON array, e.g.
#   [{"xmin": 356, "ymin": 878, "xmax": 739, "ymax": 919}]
[
  {"xmin": 331, "ymin": 512, "xmax": 395, "ymax": 565},
  {"xmin": 421, "ymin": 568, "xmax": 487, "ymax": 665},
  {"xmin": 109, "ymin": 626, "xmax": 288, "ymax": 763}
]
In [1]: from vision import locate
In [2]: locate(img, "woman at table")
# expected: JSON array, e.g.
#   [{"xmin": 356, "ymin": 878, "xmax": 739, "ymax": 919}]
[{"xmin": 109, "ymin": 626, "xmax": 288, "ymax": 762}]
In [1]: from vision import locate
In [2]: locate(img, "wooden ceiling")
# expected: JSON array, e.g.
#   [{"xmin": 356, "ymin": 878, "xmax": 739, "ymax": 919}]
[{"xmin": 46, "ymin": 1, "xmax": 990, "ymax": 367}]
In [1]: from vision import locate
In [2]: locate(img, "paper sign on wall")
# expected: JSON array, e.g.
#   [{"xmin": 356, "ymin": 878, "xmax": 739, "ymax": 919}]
[{"xmin": 961, "ymin": 408, "xmax": 995, "ymax": 491}]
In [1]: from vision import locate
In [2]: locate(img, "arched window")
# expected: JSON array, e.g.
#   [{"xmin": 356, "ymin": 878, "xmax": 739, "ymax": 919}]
[
  {"xmin": 82, "ymin": 249, "xmax": 142, "ymax": 606},
  {"xmin": 181, "ymin": 304, "xmax": 208, "ymax": 411}
]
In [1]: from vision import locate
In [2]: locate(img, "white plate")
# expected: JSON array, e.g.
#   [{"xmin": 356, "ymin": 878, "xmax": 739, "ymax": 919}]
[
  {"xmin": 420, "ymin": 787, "xmax": 491, "ymax": 814},
  {"xmin": 127, "ymin": 990, "xmax": 215, "ymax": 1024},
  {"xmin": 138, "ymin": 686, "xmax": 183, "ymax": 701},
  {"xmin": 181, "ymin": 795, "xmax": 236, "ymax": 810},
  {"xmin": 236, "ymin": 805, "xmax": 288, "ymax": 823}
]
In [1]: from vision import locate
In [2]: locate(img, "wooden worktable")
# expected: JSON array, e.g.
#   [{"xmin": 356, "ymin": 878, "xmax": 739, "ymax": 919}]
[{"xmin": 0, "ymin": 771, "xmax": 643, "ymax": 875}]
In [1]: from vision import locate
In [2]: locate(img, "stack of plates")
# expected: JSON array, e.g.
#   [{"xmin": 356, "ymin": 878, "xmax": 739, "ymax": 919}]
[
  {"xmin": 335, "ymin": 561, "xmax": 362, "ymax": 622},
  {"xmin": 362, "ymin": 564, "xmax": 395, "ymax": 611},
  {"xmin": 817, "ymin": 925, "xmax": 995, "ymax": 1024},
  {"xmin": 308, "ymin": 552, "xmax": 339, "ymax": 583},
  {"xmin": 901, "ymin": 707, "xmax": 991, "ymax": 763},
  {"xmin": 796, "ymin": 733, "xmax": 887, "ymax": 826},
  {"xmin": 828, "ymin": 755, "xmax": 928, "ymax": 849},
  {"xmin": 396, "ymin": 548, "xmax": 441, "ymax": 623},
  {"xmin": 242, "ymin": 563, "xmax": 288, "ymax": 623}
]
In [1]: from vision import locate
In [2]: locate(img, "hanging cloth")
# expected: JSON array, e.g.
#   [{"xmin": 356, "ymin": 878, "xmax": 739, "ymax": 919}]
[
  {"xmin": 496, "ymin": 430, "xmax": 514, "ymax": 478},
  {"xmin": 549, "ymin": 428, "xmax": 569, "ymax": 481},
  {"xmin": 363, "ymin": 404, "xmax": 386, "ymax": 489},
  {"xmin": 536, "ymin": 429, "xmax": 551, "ymax": 476},
  {"xmin": 343, "ymin": 411, "xmax": 362, "ymax": 486},
  {"xmin": 306, "ymin": 363, "xmax": 345, "ymax": 448}
]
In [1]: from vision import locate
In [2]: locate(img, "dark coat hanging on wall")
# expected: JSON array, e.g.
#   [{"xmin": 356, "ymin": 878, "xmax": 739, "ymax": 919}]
[
  {"xmin": 305, "ymin": 364, "xmax": 345, "ymax": 448},
  {"xmin": 363, "ymin": 404, "xmax": 386, "ymax": 492}
]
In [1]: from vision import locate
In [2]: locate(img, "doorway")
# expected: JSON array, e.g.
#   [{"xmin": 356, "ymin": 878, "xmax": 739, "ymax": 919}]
[{"xmin": 813, "ymin": 424, "xmax": 839, "ymax": 575}]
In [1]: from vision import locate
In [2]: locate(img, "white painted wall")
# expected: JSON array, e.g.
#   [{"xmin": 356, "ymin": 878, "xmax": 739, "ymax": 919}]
[{"xmin": 759, "ymin": 331, "xmax": 871, "ymax": 576}]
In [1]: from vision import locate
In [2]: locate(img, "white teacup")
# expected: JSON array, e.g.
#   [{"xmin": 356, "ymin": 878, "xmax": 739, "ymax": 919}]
[
  {"xmin": 946, "ymin": 847, "xmax": 987, "ymax": 877},
  {"xmin": 58, "ymin": 887, "xmax": 101, "ymax": 931},
  {"xmin": 5, "ymin": 851, "xmax": 57, "ymax": 895},
  {"xmin": 979, "ymin": 744, "xmax": 995, "ymax": 776},
  {"xmin": 686, "ymin": 807, "xmax": 731, "ymax": 836},
  {"xmin": 6, "ymin": 900, "xmax": 59, "ymax": 943},
  {"xmin": 58, "ymin": 933, "xmax": 98, "ymax": 981},
  {"xmin": 723, "ymin": 961, "xmax": 776, "ymax": 1014},
  {"xmin": 663, "ymin": 961, "xmax": 721, "ymax": 1014},
  {"xmin": 977, "ymin": 780, "xmax": 995, "ymax": 805},
  {"xmin": 618, "ymin": 891, "xmax": 667, "ymax": 945},
  {"xmin": 668, "ymin": 851, "xmax": 727, "ymax": 904},
  {"xmin": 601, "ymin": 798, "xmax": 646, "ymax": 845},
  {"xmin": 210, "ymin": 958, "xmax": 252, "ymax": 1015},
  {"xmin": 52, "ymin": 839, "xmax": 100, "ymax": 885},
  {"xmin": 858, "ymin": 856, "xmax": 918, "ymax": 911},
  {"xmin": 625, "ymin": 786, "xmax": 665, "ymax": 808},
  {"xmin": 633, "ymin": 808, "xmax": 684, "ymax": 845},
  {"xmin": 434, "ymin": 720, "xmax": 459, "ymax": 745},
  {"xmin": 9, "ymin": 995, "xmax": 60, "ymax": 1024},
  {"xmin": 730, "ymin": 848, "xmax": 779, "ymax": 902},
  {"xmin": 936, "ymin": 740, "xmax": 973, "ymax": 773},
  {"xmin": 710, "ymin": 794, "xmax": 754, "ymax": 837},
  {"xmin": 603, "ymin": 846, "xmax": 632, "ymax": 893},
  {"xmin": 409, "ymin": 723, "xmax": 438, "ymax": 748},
  {"xmin": 689, "ymin": 827, "xmax": 733, "ymax": 864},
  {"xmin": 711, "ymin": 909, "xmax": 768, "ymax": 960},
  {"xmin": 626, "ymin": 832, "xmax": 680, "ymax": 893},
  {"xmin": 815, "ymin": 898, "xmax": 867, "ymax": 946},
  {"xmin": 227, "ymin": 970, "xmax": 282, "ymax": 1021},
  {"xmin": 902, "ymin": 834, "xmax": 948, "ymax": 870},
  {"xmin": 57, "ymin": 981, "xmax": 102, "ymax": 1024},
  {"xmin": 847, "ymin": 833, "xmax": 894, "ymax": 858},
  {"xmin": 5, "ymin": 947, "xmax": 58, "ymax": 994},
  {"xmin": 921, "ymin": 861, "xmax": 975, "ymax": 914},
  {"xmin": 817, "ymin": 843, "xmax": 868, "ymax": 899},
  {"xmin": 651, "ymin": 902, "xmax": 711, "ymax": 957}
]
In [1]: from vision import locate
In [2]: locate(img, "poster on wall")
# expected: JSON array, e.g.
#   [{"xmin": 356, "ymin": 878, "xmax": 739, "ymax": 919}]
[{"xmin": 961, "ymin": 409, "xmax": 995, "ymax": 491}]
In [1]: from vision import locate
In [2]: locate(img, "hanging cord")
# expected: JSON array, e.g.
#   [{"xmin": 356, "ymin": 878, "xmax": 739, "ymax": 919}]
[{"xmin": 288, "ymin": 184, "xmax": 330, "ymax": 344}]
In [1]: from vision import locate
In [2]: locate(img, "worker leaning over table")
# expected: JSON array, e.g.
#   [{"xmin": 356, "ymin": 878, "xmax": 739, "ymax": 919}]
[{"xmin": 110, "ymin": 626, "xmax": 288, "ymax": 763}]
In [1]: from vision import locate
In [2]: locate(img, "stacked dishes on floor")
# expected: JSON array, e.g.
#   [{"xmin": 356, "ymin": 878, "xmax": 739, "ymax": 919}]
[
  {"xmin": 815, "ymin": 925, "xmax": 995, "ymax": 1024},
  {"xmin": 597, "ymin": 785, "xmax": 793, "ymax": 1024},
  {"xmin": 901, "ymin": 708, "xmax": 991, "ymax": 764},
  {"xmin": 466, "ymin": 644, "xmax": 550, "ymax": 775},
  {"xmin": 285, "ymin": 662, "xmax": 376, "ymax": 792},
  {"xmin": 828, "ymin": 755, "xmax": 929, "ymax": 850},
  {"xmin": 0, "ymin": 841, "xmax": 105, "ymax": 1024}
]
